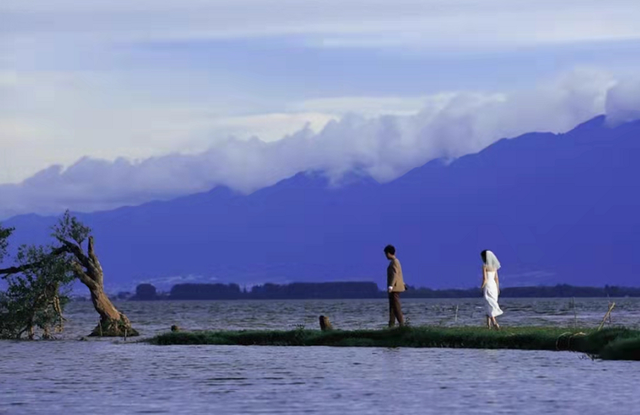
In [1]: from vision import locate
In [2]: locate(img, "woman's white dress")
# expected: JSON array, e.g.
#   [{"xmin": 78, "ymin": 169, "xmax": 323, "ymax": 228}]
[{"xmin": 483, "ymin": 271, "xmax": 503, "ymax": 317}]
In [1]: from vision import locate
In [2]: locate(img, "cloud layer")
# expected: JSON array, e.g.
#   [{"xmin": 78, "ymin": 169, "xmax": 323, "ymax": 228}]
[
  {"xmin": 2, "ymin": 70, "xmax": 638, "ymax": 219},
  {"xmin": 4, "ymin": 0, "xmax": 640, "ymax": 49}
]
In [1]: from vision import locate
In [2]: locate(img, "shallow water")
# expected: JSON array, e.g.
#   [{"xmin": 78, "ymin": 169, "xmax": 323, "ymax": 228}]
[
  {"xmin": 58, "ymin": 297, "xmax": 640, "ymax": 339},
  {"xmin": 1, "ymin": 298, "xmax": 639, "ymax": 414}
]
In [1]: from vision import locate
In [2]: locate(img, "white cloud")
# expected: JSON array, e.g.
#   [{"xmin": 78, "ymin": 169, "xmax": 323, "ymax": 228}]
[
  {"xmin": 606, "ymin": 79, "xmax": 640, "ymax": 125},
  {"xmin": 0, "ymin": 69, "xmax": 338, "ymax": 183},
  {"xmin": 0, "ymin": 71, "xmax": 18, "ymax": 86},
  {"xmin": 205, "ymin": 112, "xmax": 338, "ymax": 143},
  {"xmin": 1, "ymin": 69, "xmax": 634, "ymax": 220},
  {"xmin": 292, "ymin": 96, "xmax": 441, "ymax": 118}
]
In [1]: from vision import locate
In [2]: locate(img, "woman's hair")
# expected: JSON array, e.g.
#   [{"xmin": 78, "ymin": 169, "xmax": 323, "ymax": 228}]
[
  {"xmin": 481, "ymin": 250, "xmax": 501, "ymax": 270},
  {"xmin": 480, "ymin": 250, "xmax": 488, "ymax": 264}
]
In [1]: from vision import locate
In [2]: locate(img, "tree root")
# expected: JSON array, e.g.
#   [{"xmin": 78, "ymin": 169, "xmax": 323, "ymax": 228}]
[
  {"xmin": 556, "ymin": 331, "xmax": 587, "ymax": 351},
  {"xmin": 89, "ymin": 314, "xmax": 140, "ymax": 337}
]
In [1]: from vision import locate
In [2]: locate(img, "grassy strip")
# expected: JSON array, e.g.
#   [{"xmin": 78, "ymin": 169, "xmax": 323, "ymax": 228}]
[
  {"xmin": 600, "ymin": 337, "xmax": 640, "ymax": 361},
  {"xmin": 148, "ymin": 326, "xmax": 640, "ymax": 360}
]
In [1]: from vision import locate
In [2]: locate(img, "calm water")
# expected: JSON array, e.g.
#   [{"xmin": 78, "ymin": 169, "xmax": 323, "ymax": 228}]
[{"xmin": 2, "ymin": 298, "xmax": 640, "ymax": 414}]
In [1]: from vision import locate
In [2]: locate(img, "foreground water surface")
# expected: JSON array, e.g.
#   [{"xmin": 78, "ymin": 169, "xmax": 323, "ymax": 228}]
[{"xmin": 1, "ymin": 298, "xmax": 639, "ymax": 414}]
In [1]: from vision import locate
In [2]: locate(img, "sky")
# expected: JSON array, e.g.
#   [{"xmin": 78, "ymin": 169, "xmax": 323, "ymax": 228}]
[{"xmin": 1, "ymin": 0, "xmax": 640, "ymax": 218}]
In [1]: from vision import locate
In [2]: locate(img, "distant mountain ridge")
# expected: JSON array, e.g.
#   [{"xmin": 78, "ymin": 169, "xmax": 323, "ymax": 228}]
[{"xmin": 3, "ymin": 115, "xmax": 640, "ymax": 290}]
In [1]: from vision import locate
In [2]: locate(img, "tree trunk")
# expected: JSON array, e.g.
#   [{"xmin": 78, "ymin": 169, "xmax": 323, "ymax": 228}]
[
  {"xmin": 87, "ymin": 287, "xmax": 139, "ymax": 337},
  {"xmin": 65, "ymin": 237, "xmax": 139, "ymax": 337}
]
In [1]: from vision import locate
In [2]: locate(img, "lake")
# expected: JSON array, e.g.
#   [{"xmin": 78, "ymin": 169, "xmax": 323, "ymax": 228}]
[{"xmin": 1, "ymin": 298, "xmax": 639, "ymax": 414}]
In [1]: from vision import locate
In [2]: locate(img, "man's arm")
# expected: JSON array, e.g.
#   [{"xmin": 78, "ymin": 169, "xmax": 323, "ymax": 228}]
[{"xmin": 388, "ymin": 262, "xmax": 398, "ymax": 292}]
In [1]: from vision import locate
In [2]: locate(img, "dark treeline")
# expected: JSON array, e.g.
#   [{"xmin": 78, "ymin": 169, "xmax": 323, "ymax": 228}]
[
  {"xmin": 250, "ymin": 282, "xmax": 380, "ymax": 299},
  {"xmin": 120, "ymin": 282, "xmax": 640, "ymax": 301},
  {"xmin": 171, "ymin": 283, "xmax": 244, "ymax": 300}
]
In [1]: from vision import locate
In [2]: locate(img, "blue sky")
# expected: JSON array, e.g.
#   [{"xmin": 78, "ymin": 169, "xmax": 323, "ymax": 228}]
[{"xmin": 1, "ymin": 0, "xmax": 640, "ymax": 217}]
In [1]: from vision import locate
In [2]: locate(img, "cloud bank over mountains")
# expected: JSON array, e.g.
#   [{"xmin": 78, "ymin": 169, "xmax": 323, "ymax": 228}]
[{"xmin": 1, "ymin": 70, "xmax": 639, "ymax": 219}]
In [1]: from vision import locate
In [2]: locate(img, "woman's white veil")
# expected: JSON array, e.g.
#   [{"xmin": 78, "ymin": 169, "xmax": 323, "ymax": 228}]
[{"xmin": 483, "ymin": 250, "xmax": 501, "ymax": 270}]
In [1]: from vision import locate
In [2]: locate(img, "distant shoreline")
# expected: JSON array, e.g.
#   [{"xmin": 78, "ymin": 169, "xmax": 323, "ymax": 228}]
[{"xmin": 80, "ymin": 282, "xmax": 640, "ymax": 301}]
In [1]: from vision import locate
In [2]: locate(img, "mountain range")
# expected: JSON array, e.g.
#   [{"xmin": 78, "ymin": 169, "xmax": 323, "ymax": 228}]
[{"xmin": 3, "ymin": 115, "xmax": 640, "ymax": 291}]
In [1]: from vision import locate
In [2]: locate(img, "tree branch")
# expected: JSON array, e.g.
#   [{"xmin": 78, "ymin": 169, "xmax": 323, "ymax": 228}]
[
  {"xmin": 0, "ymin": 236, "xmax": 103, "ymax": 295},
  {"xmin": 0, "ymin": 246, "xmax": 68, "ymax": 276},
  {"xmin": 72, "ymin": 261, "xmax": 97, "ymax": 291},
  {"xmin": 56, "ymin": 238, "xmax": 90, "ymax": 267},
  {"xmin": 87, "ymin": 236, "xmax": 104, "ymax": 285},
  {"xmin": 0, "ymin": 265, "xmax": 28, "ymax": 276}
]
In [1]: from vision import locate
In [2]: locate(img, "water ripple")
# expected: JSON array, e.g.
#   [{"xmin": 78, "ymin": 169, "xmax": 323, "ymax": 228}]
[{"xmin": 2, "ymin": 298, "xmax": 640, "ymax": 414}]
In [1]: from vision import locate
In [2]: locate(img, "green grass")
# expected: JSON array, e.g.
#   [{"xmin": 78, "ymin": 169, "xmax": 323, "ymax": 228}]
[
  {"xmin": 600, "ymin": 337, "xmax": 640, "ymax": 361},
  {"xmin": 147, "ymin": 326, "xmax": 640, "ymax": 361}
]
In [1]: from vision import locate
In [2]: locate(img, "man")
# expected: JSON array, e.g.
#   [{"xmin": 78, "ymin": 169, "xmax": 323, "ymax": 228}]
[{"xmin": 384, "ymin": 245, "xmax": 405, "ymax": 327}]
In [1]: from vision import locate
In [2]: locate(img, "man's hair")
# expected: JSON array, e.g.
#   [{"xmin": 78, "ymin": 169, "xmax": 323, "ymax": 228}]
[{"xmin": 384, "ymin": 245, "xmax": 396, "ymax": 256}]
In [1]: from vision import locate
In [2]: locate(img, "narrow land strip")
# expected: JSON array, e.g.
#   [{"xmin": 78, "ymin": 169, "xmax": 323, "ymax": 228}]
[{"xmin": 148, "ymin": 326, "xmax": 640, "ymax": 361}]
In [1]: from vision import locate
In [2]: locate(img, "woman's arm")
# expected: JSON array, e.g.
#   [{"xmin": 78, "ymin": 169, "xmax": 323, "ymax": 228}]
[
  {"xmin": 495, "ymin": 270, "xmax": 500, "ymax": 294},
  {"xmin": 481, "ymin": 266, "xmax": 487, "ymax": 290}
]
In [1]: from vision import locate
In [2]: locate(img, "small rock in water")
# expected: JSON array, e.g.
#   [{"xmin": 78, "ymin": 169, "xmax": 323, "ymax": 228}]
[{"xmin": 171, "ymin": 325, "xmax": 180, "ymax": 332}]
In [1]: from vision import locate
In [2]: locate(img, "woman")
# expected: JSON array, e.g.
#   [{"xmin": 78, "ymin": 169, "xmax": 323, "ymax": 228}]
[{"xmin": 481, "ymin": 250, "xmax": 503, "ymax": 329}]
